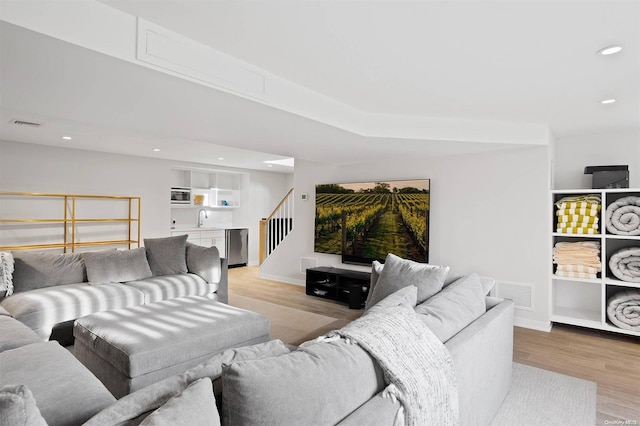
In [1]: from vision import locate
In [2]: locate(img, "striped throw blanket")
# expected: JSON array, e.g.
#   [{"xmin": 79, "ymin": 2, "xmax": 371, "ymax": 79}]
[
  {"xmin": 318, "ymin": 303, "xmax": 459, "ymax": 426},
  {"xmin": 554, "ymin": 194, "xmax": 601, "ymax": 208},
  {"xmin": 553, "ymin": 241, "xmax": 601, "ymax": 278},
  {"xmin": 555, "ymin": 194, "xmax": 601, "ymax": 234}
]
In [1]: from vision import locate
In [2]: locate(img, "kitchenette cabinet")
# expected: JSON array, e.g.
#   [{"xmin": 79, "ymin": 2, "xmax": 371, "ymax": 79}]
[{"xmin": 172, "ymin": 228, "xmax": 226, "ymax": 258}]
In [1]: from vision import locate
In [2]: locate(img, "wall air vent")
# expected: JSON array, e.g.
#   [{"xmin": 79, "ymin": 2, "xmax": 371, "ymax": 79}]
[{"xmin": 9, "ymin": 119, "xmax": 42, "ymax": 127}]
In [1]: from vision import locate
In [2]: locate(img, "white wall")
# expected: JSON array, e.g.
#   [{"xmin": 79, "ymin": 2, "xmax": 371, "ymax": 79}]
[
  {"xmin": 0, "ymin": 140, "xmax": 291, "ymax": 264},
  {"xmin": 553, "ymin": 129, "xmax": 640, "ymax": 189},
  {"xmin": 261, "ymin": 146, "xmax": 551, "ymax": 330}
]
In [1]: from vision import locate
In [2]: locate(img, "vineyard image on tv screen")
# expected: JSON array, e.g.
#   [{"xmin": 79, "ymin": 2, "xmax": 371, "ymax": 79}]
[{"xmin": 314, "ymin": 179, "xmax": 430, "ymax": 265}]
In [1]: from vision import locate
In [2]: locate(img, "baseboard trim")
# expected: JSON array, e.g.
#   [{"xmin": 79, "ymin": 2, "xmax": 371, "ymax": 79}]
[
  {"xmin": 514, "ymin": 317, "xmax": 552, "ymax": 332},
  {"xmin": 259, "ymin": 273, "xmax": 305, "ymax": 287}
]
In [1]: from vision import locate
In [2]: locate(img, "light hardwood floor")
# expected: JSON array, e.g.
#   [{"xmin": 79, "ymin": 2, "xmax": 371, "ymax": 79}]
[{"xmin": 229, "ymin": 266, "xmax": 640, "ymax": 425}]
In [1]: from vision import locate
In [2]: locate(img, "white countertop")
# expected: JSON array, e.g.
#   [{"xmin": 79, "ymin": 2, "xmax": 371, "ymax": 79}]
[{"xmin": 171, "ymin": 226, "xmax": 227, "ymax": 232}]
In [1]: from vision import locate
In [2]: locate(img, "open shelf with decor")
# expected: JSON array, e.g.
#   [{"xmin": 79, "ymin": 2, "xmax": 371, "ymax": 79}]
[
  {"xmin": 171, "ymin": 167, "xmax": 242, "ymax": 209},
  {"xmin": 550, "ymin": 188, "xmax": 640, "ymax": 336}
]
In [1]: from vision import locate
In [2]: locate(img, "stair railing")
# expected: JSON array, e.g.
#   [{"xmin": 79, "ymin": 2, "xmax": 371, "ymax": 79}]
[{"xmin": 259, "ymin": 188, "xmax": 294, "ymax": 264}]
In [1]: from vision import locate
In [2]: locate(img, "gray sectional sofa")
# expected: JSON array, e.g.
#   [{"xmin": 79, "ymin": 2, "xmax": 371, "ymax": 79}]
[
  {"xmin": 83, "ymin": 254, "xmax": 515, "ymax": 426},
  {"xmin": 0, "ymin": 235, "xmax": 228, "ymax": 344},
  {"xmin": 1, "ymin": 251, "xmax": 515, "ymax": 426}
]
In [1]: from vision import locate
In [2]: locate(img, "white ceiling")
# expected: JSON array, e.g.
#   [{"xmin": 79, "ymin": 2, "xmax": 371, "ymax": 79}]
[{"xmin": 1, "ymin": 1, "xmax": 638, "ymax": 171}]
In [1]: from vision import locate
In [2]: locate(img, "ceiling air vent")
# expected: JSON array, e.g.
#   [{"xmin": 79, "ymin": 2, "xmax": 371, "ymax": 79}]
[{"xmin": 9, "ymin": 119, "xmax": 42, "ymax": 127}]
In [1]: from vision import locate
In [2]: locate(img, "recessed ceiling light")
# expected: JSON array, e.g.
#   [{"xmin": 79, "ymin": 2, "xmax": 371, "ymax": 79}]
[
  {"xmin": 600, "ymin": 99, "xmax": 616, "ymax": 105},
  {"xmin": 267, "ymin": 164, "xmax": 273, "ymax": 168},
  {"xmin": 62, "ymin": 136, "xmax": 72, "ymax": 140},
  {"xmin": 218, "ymin": 157, "xmax": 224, "ymax": 160},
  {"xmin": 152, "ymin": 148, "xmax": 160, "ymax": 152},
  {"xmin": 598, "ymin": 45, "xmax": 622, "ymax": 56}
]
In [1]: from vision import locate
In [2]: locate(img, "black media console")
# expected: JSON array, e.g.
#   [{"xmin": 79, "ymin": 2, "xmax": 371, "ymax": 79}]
[{"xmin": 305, "ymin": 267, "xmax": 371, "ymax": 309}]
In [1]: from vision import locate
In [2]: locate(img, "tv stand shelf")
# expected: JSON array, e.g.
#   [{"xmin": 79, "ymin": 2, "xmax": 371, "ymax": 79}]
[{"xmin": 305, "ymin": 267, "xmax": 371, "ymax": 309}]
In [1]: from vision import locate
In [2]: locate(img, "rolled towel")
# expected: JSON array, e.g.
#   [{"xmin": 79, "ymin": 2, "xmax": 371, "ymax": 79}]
[
  {"xmin": 606, "ymin": 290, "xmax": 640, "ymax": 331},
  {"xmin": 608, "ymin": 247, "xmax": 640, "ymax": 283},
  {"xmin": 605, "ymin": 196, "xmax": 640, "ymax": 236}
]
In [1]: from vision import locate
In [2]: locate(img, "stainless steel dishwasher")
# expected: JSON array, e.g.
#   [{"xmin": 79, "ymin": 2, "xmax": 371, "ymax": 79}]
[{"xmin": 225, "ymin": 228, "xmax": 248, "ymax": 267}]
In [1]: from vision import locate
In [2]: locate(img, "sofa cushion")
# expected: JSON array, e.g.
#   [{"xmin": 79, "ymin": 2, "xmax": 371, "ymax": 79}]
[
  {"xmin": 83, "ymin": 340, "xmax": 289, "ymax": 426},
  {"xmin": 82, "ymin": 248, "xmax": 152, "ymax": 284},
  {"xmin": 0, "ymin": 384, "xmax": 47, "ymax": 426},
  {"xmin": 11, "ymin": 251, "xmax": 86, "ymax": 293},
  {"xmin": 74, "ymin": 296, "xmax": 271, "ymax": 379},
  {"xmin": 186, "ymin": 243, "xmax": 221, "ymax": 284},
  {"xmin": 0, "ymin": 252, "xmax": 15, "ymax": 297},
  {"xmin": 367, "ymin": 253, "xmax": 449, "ymax": 308},
  {"xmin": 221, "ymin": 339, "xmax": 385, "ymax": 426},
  {"xmin": 0, "ymin": 341, "xmax": 116, "ymax": 426},
  {"xmin": 140, "ymin": 378, "xmax": 220, "ymax": 426},
  {"xmin": 415, "ymin": 273, "xmax": 487, "ymax": 342},
  {"xmin": 0, "ymin": 282, "xmax": 145, "ymax": 339},
  {"xmin": 144, "ymin": 235, "xmax": 188, "ymax": 277},
  {"xmin": 124, "ymin": 273, "xmax": 212, "ymax": 304},
  {"xmin": 0, "ymin": 315, "xmax": 42, "ymax": 352}
]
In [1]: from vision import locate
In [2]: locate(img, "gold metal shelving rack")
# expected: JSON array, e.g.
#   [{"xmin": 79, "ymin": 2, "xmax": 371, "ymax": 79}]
[{"xmin": 0, "ymin": 192, "xmax": 141, "ymax": 252}]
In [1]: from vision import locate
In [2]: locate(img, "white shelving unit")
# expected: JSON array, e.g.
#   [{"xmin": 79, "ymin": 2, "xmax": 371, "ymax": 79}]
[{"xmin": 550, "ymin": 188, "xmax": 640, "ymax": 337}]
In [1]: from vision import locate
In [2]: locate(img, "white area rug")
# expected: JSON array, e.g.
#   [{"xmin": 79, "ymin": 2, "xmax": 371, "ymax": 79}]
[{"xmin": 491, "ymin": 363, "xmax": 597, "ymax": 426}]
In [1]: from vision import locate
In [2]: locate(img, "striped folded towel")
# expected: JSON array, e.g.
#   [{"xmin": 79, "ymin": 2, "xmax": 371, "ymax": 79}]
[
  {"xmin": 557, "ymin": 223, "xmax": 599, "ymax": 231},
  {"xmin": 556, "ymin": 206, "xmax": 601, "ymax": 217},
  {"xmin": 556, "ymin": 214, "xmax": 599, "ymax": 224},
  {"xmin": 554, "ymin": 194, "xmax": 601, "ymax": 209},
  {"xmin": 556, "ymin": 227, "xmax": 599, "ymax": 235},
  {"xmin": 556, "ymin": 264, "xmax": 601, "ymax": 274},
  {"xmin": 555, "ymin": 270, "xmax": 598, "ymax": 280}
]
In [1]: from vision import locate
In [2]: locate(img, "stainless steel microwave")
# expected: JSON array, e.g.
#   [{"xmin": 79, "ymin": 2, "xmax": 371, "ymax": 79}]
[{"xmin": 171, "ymin": 187, "xmax": 191, "ymax": 204}]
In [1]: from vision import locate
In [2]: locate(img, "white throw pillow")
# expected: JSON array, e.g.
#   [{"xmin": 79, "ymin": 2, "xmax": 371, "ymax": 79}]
[{"xmin": 0, "ymin": 252, "xmax": 15, "ymax": 297}]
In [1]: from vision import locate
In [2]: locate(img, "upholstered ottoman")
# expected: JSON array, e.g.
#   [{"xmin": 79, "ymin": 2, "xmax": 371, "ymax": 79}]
[{"xmin": 73, "ymin": 295, "xmax": 270, "ymax": 398}]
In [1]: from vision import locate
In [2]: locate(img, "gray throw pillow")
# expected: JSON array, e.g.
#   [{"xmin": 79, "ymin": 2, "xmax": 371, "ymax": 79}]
[
  {"xmin": 0, "ymin": 384, "xmax": 48, "ymax": 426},
  {"xmin": 415, "ymin": 273, "xmax": 487, "ymax": 342},
  {"xmin": 11, "ymin": 250, "xmax": 87, "ymax": 292},
  {"xmin": 82, "ymin": 248, "xmax": 152, "ymax": 284},
  {"xmin": 186, "ymin": 243, "xmax": 221, "ymax": 284},
  {"xmin": 221, "ymin": 340, "xmax": 384, "ymax": 426},
  {"xmin": 83, "ymin": 340, "xmax": 290, "ymax": 426},
  {"xmin": 140, "ymin": 378, "xmax": 220, "ymax": 426},
  {"xmin": 365, "ymin": 285, "xmax": 417, "ymax": 317},
  {"xmin": 144, "ymin": 235, "xmax": 188, "ymax": 277},
  {"xmin": 366, "ymin": 253, "xmax": 449, "ymax": 308}
]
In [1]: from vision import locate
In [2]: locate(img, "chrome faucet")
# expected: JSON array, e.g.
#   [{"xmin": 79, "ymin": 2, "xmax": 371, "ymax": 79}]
[{"xmin": 198, "ymin": 209, "xmax": 209, "ymax": 227}]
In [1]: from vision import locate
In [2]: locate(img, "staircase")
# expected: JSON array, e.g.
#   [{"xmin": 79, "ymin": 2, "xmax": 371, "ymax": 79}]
[{"xmin": 259, "ymin": 188, "xmax": 294, "ymax": 264}]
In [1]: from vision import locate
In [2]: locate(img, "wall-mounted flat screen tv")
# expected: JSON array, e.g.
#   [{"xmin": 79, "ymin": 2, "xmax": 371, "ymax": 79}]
[{"xmin": 314, "ymin": 179, "xmax": 430, "ymax": 266}]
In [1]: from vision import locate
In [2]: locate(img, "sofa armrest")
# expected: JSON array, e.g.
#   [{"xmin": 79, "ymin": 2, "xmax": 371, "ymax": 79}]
[
  {"xmin": 217, "ymin": 258, "xmax": 229, "ymax": 304},
  {"xmin": 444, "ymin": 298, "xmax": 514, "ymax": 426}
]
